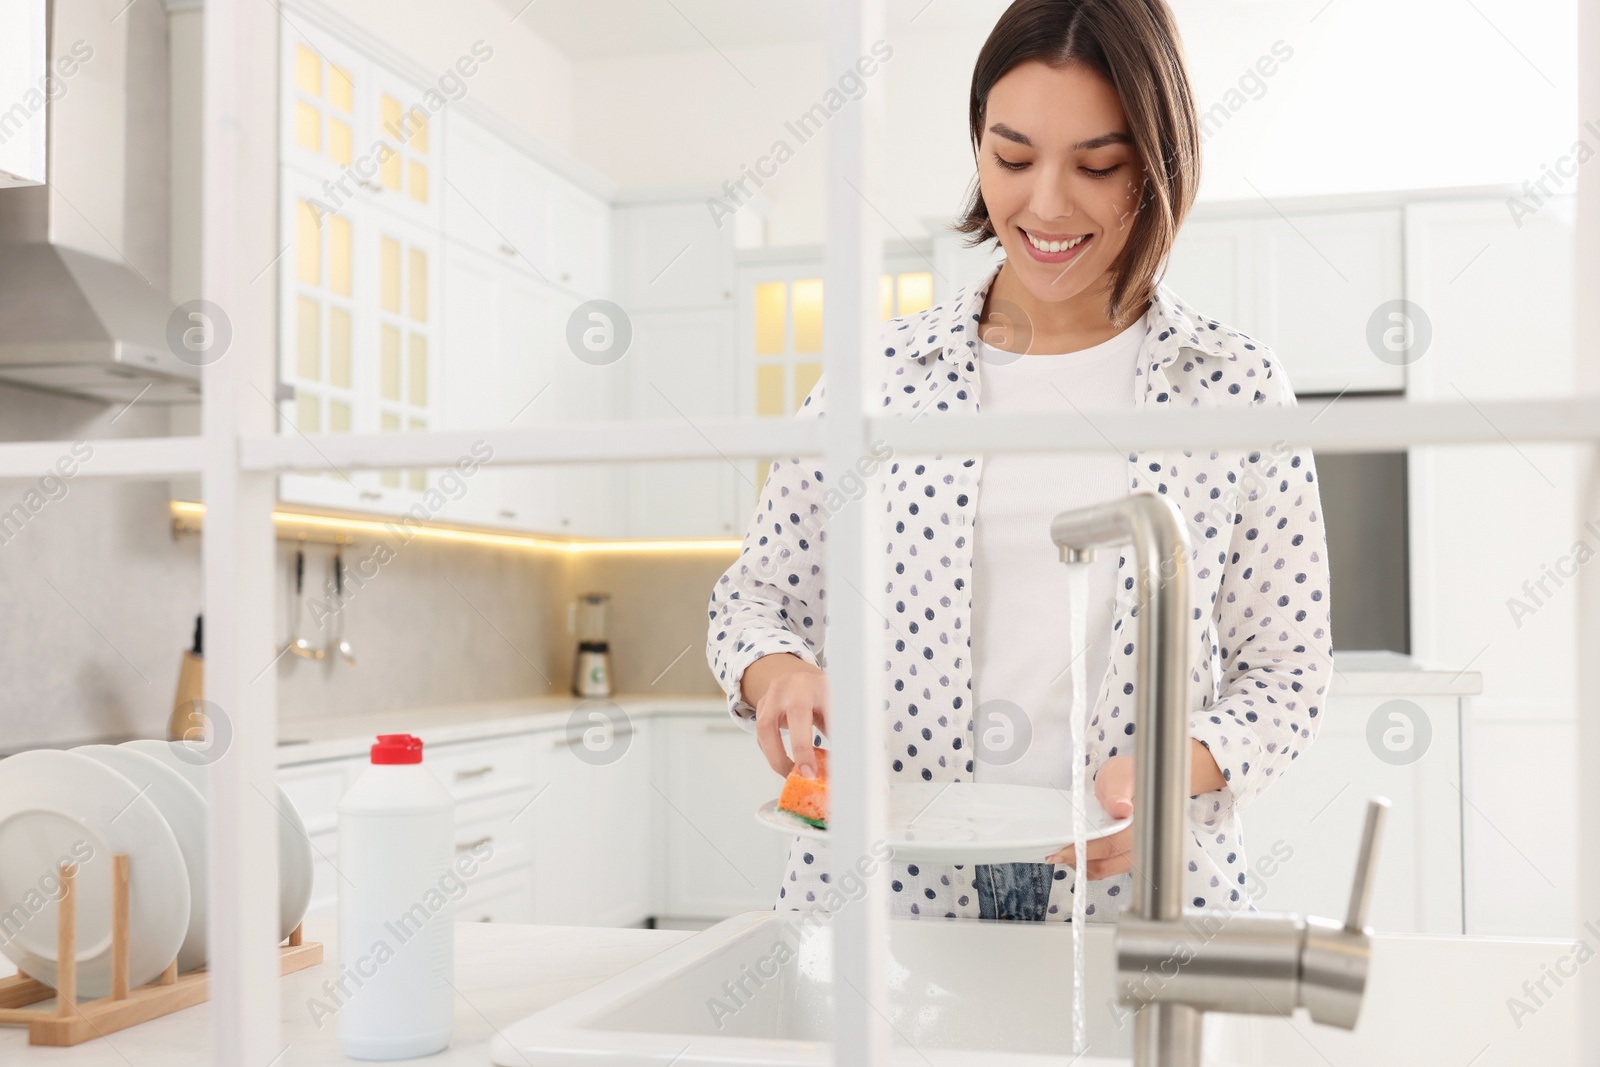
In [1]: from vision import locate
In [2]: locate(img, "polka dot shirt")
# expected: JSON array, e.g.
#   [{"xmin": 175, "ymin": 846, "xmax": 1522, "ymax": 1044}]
[{"xmin": 706, "ymin": 260, "xmax": 1332, "ymax": 923}]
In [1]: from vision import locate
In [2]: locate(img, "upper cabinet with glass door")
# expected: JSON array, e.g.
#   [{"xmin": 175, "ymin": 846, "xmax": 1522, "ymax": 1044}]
[
  {"xmin": 734, "ymin": 251, "xmax": 934, "ymax": 508},
  {"xmin": 278, "ymin": 23, "xmax": 444, "ymax": 518},
  {"xmin": 281, "ymin": 22, "xmax": 439, "ymax": 229}
]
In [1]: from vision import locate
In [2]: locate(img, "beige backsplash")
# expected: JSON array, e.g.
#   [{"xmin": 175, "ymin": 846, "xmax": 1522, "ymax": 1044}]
[
  {"xmin": 274, "ymin": 539, "xmax": 735, "ymax": 723},
  {"xmin": 0, "ymin": 372, "xmax": 739, "ymax": 749},
  {"xmin": 553, "ymin": 551, "xmax": 735, "ymax": 697}
]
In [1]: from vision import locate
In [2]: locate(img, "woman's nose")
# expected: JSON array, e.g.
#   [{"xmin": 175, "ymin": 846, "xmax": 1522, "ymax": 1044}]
[{"xmin": 1027, "ymin": 167, "xmax": 1077, "ymax": 226}]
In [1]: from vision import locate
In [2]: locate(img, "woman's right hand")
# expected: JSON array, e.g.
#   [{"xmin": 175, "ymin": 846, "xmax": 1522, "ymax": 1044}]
[{"xmin": 741, "ymin": 653, "xmax": 830, "ymax": 779}]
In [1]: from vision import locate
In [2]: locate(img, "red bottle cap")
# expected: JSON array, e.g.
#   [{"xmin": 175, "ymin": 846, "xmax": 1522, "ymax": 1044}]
[{"xmin": 371, "ymin": 733, "xmax": 424, "ymax": 764}]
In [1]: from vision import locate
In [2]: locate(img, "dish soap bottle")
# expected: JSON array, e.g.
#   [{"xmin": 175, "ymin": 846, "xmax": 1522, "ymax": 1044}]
[{"xmin": 336, "ymin": 734, "xmax": 455, "ymax": 1060}]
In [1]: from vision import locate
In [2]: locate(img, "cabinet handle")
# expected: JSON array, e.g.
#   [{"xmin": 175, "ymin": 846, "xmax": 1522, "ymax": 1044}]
[
  {"xmin": 455, "ymin": 765, "xmax": 495, "ymax": 780},
  {"xmin": 358, "ymin": 179, "xmax": 381, "ymax": 192},
  {"xmin": 477, "ymin": 915, "xmax": 493, "ymax": 923},
  {"xmin": 499, "ymin": 509, "xmax": 517, "ymax": 519},
  {"xmin": 499, "ymin": 244, "xmax": 517, "ymax": 257},
  {"xmin": 456, "ymin": 835, "xmax": 493, "ymax": 852},
  {"xmin": 555, "ymin": 727, "xmax": 634, "ymax": 749},
  {"xmin": 359, "ymin": 490, "xmax": 382, "ymax": 501}
]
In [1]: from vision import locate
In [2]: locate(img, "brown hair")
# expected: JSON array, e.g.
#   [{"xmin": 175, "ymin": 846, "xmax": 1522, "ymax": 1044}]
[{"xmin": 955, "ymin": 0, "xmax": 1201, "ymax": 327}]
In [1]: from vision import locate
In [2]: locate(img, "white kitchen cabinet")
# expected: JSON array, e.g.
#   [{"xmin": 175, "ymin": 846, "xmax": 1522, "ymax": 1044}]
[
  {"xmin": 441, "ymin": 113, "xmax": 517, "ymax": 264},
  {"xmin": 1164, "ymin": 207, "xmax": 1406, "ymax": 395},
  {"xmin": 457, "ymin": 865, "xmax": 535, "ymax": 925},
  {"xmin": 437, "ymin": 241, "xmax": 508, "ymax": 527},
  {"xmin": 443, "ymin": 112, "xmax": 609, "ymax": 302},
  {"xmin": 279, "ymin": 20, "xmax": 439, "ymax": 230},
  {"xmin": 625, "ymin": 308, "xmax": 742, "ymax": 538},
  {"xmin": 1157, "ymin": 215, "xmax": 1258, "ymax": 336},
  {"xmin": 1239, "ymin": 667, "xmax": 1472, "ymax": 934},
  {"xmin": 550, "ymin": 182, "xmax": 610, "ymax": 298},
  {"xmin": 439, "ymin": 237, "xmax": 626, "ymax": 536},
  {"xmin": 495, "ymin": 269, "xmax": 626, "ymax": 537},
  {"xmin": 277, "ymin": 173, "xmax": 445, "ymax": 518},
  {"xmin": 613, "ymin": 197, "xmax": 737, "ymax": 311},
  {"xmin": 278, "ymin": 29, "xmax": 626, "ymax": 536},
  {"xmin": 430, "ymin": 733, "xmax": 538, "ymax": 800},
  {"xmin": 529, "ymin": 719, "xmax": 654, "ymax": 927},
  {"xmin": 277, "ymin": 756, "xmax": 364, "ymax": 921},
  {"xmin": 656, "ymin": 715, "xmax": 789, "ymax": 920}
]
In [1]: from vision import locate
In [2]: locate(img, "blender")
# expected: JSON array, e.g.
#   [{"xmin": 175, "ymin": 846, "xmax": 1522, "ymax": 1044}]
[{"xmin": 568, "ymin": 593, "xmax": 613, "ymax": 697}]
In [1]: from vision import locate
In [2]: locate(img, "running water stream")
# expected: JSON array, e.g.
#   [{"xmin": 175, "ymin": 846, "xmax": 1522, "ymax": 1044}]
[{"xmin": 1064, "ymin": 560, "xmax": 1091, "ymax": 1056}]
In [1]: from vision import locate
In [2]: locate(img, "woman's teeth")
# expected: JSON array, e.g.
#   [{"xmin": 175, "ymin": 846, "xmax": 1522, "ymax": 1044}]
[{"xmin": 1024, "ymin": 230, "xmax": 1088, "ymax": 254}]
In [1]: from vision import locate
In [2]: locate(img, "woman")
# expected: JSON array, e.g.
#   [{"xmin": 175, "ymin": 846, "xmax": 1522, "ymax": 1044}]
[{"xmin": 706, "ymin": 0, "xmax": 1331, "ymax": 923}]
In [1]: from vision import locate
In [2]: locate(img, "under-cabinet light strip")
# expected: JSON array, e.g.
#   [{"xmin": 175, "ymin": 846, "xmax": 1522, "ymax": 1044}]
[{"xmin": 168, "ymin": 501, "xmax": 741, "ymax": 554}]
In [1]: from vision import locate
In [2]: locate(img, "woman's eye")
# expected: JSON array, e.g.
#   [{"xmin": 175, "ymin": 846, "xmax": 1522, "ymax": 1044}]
[
  {"xmin": 1083, "ymin": 165, "xmax": 1122, "ymax": 179},
  {"xmin": 993, "ymin": 153, "xmax": 1028, "ymax": 171}
]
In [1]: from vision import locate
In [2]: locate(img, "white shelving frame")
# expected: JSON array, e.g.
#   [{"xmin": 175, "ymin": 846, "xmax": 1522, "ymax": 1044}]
[{"xmin": 0, "ymin": 0, "xmax": 1591, "ymax": 1063}]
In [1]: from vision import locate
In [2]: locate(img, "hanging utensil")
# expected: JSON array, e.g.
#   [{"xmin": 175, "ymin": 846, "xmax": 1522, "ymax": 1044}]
[
  {"xmin": 334, "ymin": 549, "xmax": 356, "ymax": 666},
  {"xmin": 288, "ymin": 547, "xmax": 323, "ymax": 660}
]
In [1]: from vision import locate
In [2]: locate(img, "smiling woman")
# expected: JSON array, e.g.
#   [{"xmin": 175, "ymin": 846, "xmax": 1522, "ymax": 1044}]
[
  {"xmin": 709, "ymin": 0, "xmax": 1332, "ymax": 930},
  {"xmin": 955, "ymin": 0, "xmax": 1199, "ymax": 344}
]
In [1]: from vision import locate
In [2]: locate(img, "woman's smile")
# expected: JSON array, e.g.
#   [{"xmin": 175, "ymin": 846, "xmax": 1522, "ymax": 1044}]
[{"xmin": 1018, "ymin": 227, "xmax": 1093, "ymax": 263}]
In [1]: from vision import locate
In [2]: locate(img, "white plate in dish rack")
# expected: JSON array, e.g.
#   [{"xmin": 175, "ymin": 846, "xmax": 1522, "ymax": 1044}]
[
  {"xmin": 755, "ymin": 781, "xmax": 1132, "ymax": 864},
  {"xmin": 122, "ymin": 739, "xmax": 315, "ymax": 942},
  {"xmin": 0, "ymin": 749, "xmax": 192, "ymax": 996},
  {"xmin": 75, "ymin": 744, "xmax": 210, "ymax": 974}
]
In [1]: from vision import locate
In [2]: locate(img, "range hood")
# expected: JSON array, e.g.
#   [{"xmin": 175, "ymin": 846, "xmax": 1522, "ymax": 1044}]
[{"xmin": 0, "ymin": 0, "xmax": 200, "ymax": 403}]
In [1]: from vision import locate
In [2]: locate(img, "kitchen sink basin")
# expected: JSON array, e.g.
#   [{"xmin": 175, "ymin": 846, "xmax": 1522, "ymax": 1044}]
[
  {"xmin": 490, "ymin": 909, "xmax": 1579, "ymax": 1066},
  {"xmin": 493, "ymin": 909, "xmax": 1131, "ymax": 1065}
]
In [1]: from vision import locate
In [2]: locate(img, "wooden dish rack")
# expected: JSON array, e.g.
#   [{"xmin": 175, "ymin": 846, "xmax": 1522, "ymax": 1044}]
[{"xmin": 0, "ymin": 858, "xmax": 323, "ymax": 1047}]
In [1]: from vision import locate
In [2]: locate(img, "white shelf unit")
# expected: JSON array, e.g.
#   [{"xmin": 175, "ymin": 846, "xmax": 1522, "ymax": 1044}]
[{"xmin": 0, "ymin": 0, "xmax": 1586, "ymax": 1063}]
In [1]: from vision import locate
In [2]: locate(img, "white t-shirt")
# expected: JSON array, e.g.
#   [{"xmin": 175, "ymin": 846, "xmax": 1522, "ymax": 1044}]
[{"xmin": 969, "ymin": 312, "xmax": 1146, "ymax": 789}]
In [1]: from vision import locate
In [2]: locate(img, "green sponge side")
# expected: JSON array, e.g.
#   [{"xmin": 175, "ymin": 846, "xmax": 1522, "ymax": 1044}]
[{"xmin": 780, "ymin": 808, "xmax": 827, "ymax": 830}]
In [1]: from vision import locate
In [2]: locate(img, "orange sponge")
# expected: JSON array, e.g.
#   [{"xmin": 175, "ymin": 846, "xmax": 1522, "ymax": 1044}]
[{"xmin": 777, "ymin": 749, "xmax": 829, "ymax": 828}]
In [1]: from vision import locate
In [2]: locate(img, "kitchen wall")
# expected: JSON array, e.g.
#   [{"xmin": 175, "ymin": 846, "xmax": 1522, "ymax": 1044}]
[
  {"xmin": 563, "ymin": 0, "xmax": 1578, "ymax": 244},
  {"xmin": 276, "ymin": 534, "xmax": 733, "ymax": 724},
  {"xmin": 0, "ymin": 390, "xmax": 734, "ymax": 749},
  {"xmin": 0, "ymin": 385, "xmax": 200, "ymax": 750}
]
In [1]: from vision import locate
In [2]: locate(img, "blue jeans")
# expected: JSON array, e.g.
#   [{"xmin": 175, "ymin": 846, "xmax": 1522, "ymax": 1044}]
[{"xmin": 974, "ymin": 862, "xmax": 1056, "ymax": 921}]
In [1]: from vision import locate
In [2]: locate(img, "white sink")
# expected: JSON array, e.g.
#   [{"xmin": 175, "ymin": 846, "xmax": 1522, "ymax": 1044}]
[{"xmin": 490, "ymin": 910, "xmax": 1579, "ymax": 1066}]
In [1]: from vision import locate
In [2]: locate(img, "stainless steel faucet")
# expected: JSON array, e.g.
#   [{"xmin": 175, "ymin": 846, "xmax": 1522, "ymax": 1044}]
[{"xmin": 1051, "ymin": 493, "xmax": 1388, "ymax": 1067}]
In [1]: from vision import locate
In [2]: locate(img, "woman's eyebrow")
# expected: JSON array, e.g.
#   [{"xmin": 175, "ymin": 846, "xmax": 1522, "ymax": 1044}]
[{"xmin": 988, "ymin": 122, "xmax": 1132, "ymax": 151}]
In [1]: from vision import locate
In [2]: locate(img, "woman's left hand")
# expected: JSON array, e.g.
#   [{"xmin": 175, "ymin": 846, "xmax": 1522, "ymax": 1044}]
[
  {"xmin": 1045, "ymin": 741, "xmax": 1228, "ymax": 879},
  {"xmin": 1045, "ymin": 754, "xmax": 1135, "ymax": 878}
]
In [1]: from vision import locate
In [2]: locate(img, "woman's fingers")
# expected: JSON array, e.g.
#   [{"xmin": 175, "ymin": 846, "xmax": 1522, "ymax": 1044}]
[
  {"xmin": 1047, "ymin": 826, "xmax": 1133, "ymax": 869},
  {"xmin": 1085, "ymin": 854, "xmax": 1132, "ymax": 880},
  {"xmin": 755, "ymin": 696, "xmax": 795, "ymax": 776},
  {"xmin": 1094, "ymin": 755, "xmax": 1137, "ymax": 818},
  {"xmin": 754, "ymin": 670, "xmax": 830, "ymax": 778},
  {"xmin": 788, "ymin": 701, "xmax": 818, "ymax": 778}
]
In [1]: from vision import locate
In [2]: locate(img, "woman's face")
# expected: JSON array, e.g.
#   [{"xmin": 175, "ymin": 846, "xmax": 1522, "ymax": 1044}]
[{"xmin": 977, "ymin": 59, "xmax": 1146, "ymax": 307}]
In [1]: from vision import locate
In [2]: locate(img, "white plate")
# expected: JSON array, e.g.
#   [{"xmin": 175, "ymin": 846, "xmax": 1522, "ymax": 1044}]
[
  {"xmin": 755, "ymin": 781, "xmax": 1133, "ymax": 864},
  {"xmin": 0, "ymin": 749, "xmax": 192, "ymax": 996},
  {"xmin": 74, "ymin": 745, "xmax": 209, "ymax": 974},
  {"xmin": 122, "ymin": 740, "xmax": 314, "ymax": 942}
]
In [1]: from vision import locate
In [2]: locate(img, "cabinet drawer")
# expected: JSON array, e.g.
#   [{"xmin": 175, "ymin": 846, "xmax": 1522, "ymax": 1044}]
[
  {"xmin": 305, "ymin": 829, "xmax": 340, "ymax": 920},
  {"xmin": 277, "ymin": 760, "xmax": 356, "ymax": 836},
  {"xmin": 427, "ymin": 735, "xmax": 536, "ymax": 799},
  {"xmin": 452, "ymin": 790, "xmax": 532, "ymax": 877},
  {"xmin": 458, "ymin": 864, "xmax": 533, "ymax": 925}
]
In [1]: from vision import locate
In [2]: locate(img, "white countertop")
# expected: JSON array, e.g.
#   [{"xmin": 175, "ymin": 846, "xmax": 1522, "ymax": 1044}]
[
  {"xmin": 272, "ymin": 654, "xmax": 1479, "ymax": 766},
  {"xmin": 275, "ymin": 694, "xmax": 729, "ymax": 765},
  {"xmin": 1327, "ymin": 650, "xmax": 1483, "ymax": 695},
  {"xmin": 0, "ymin": 915, "xmax": 692, "ymax": 1065}
]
